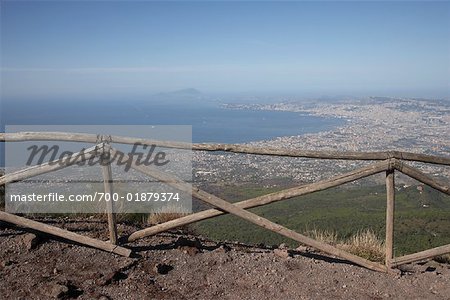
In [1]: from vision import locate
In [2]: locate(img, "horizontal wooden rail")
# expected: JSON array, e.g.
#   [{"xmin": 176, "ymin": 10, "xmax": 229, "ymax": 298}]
[
  {"xmin": 391, "ymin": 244, "xmax": 450, "ymax": 267},
  {"xmin": 393, "ymin": 159, "xmax": 450, "ymax": 195},
  {"xmin": 0, "ymin": 132, "xmax": 191, "ymax": 149},
  {"xmin": 128, "ymin": 159, "xmax": 390, "ymax": 241},
  {"xmin": 1, "ymin": 132, "xmax": 450, "ymax": 165},
  {"xmin": 0, "ymin": 211, "xmax": 131, "ymax": 257}
]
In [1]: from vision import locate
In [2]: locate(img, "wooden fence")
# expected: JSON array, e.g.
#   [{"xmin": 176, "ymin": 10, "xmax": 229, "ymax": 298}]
[{"xmin": 0, "ymin": 131, "xmax": 449, "ymax": 273}]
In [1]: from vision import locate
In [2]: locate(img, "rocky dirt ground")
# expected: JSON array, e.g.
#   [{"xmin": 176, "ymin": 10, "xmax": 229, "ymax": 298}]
[{"xmin": 1, "ymin": 218, "xmax": 450, "ymax": 300}]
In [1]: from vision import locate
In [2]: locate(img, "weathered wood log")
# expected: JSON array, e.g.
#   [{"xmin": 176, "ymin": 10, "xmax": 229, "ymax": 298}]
[
  {"xmin": 0, "ymin": 132, "xmax": 191, "ymax": 150},
  {"xmin": 0, "ymin": 144, "xmax": 101, "ymax": 186},
  {"xmin": 114, "ymin": 148, "xmax": 386, "ymax": 272},
  {"xmin": 385, "ymin": 169, "xmax": 395, "ymax": 268},
  {"xmin": 0, "ymin": 211, "xmax": 131, "ymax": 257},
  {"xmin": 191, "ymin": 187, "xmax": 387, "ymax": 272},
  {"xmin": 391, "ymin": 244, "xmax": 450, "ymax": 267},
  {"xmin": 393, "ymin": 160, "xmax": 450, "ymax": 195},
  {"xmin": 127, "ymin": 159, "xmax": 389, "ymax": 241},
  {"xmin": 398, "ymin": 152, "xmax": 450, "ymax": 166},
  {"xmin": 1, "ymin": 132, "xmax": 450, "ymax": 165},
  {"xmin": 101, "ymin": 144, "xmax": 118, "ymax": 245}
]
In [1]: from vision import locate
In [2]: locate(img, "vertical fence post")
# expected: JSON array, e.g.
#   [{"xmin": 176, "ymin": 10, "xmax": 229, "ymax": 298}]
[
  {"xmin": 385, "ymin": 167, "xmax": 395, "ymax": 269},
  {"xmin": 101, "ymin": 143, "xmax": 118, "ymax": 245}
]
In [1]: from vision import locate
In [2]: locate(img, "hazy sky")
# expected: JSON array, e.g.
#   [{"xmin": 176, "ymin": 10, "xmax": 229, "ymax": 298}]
[{"xmin": 1, "ymin": 1, "xmax": 450, "ymax": 99}]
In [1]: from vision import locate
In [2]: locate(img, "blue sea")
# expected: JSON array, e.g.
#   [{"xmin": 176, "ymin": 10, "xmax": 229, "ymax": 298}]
[{"xmin": 0, "ymin": 99, "xmax": 343, "ymax": 166}]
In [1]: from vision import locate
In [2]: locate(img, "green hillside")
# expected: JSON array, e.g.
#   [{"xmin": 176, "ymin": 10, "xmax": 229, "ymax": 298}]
[{"xmin": 193, "ymin": 184, "xmax": 450, "ymax": 256}]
